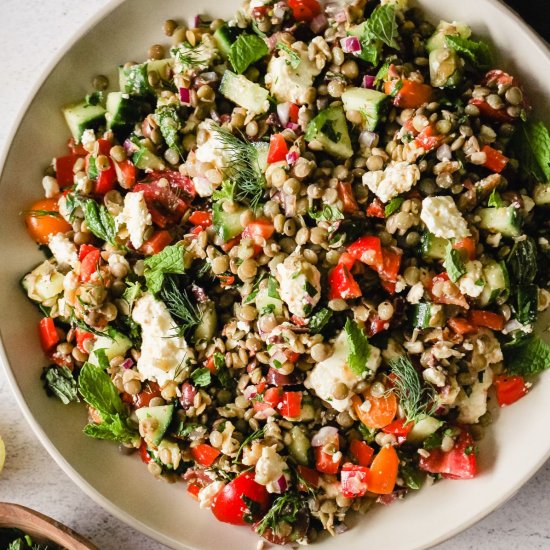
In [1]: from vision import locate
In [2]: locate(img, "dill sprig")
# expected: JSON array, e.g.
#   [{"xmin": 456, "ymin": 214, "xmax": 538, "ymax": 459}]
[
  {"xmin": 387, "ymin": 355, "xmax": 437, "ymax": 424},
  {"xmin": 21, "ymin": 209, "xmax": 61, "ymax": 218},
  {"xmin": 159, "ymin": 276, "xmax": 202, "ymax": 337},
  {"xmin": 212, "ymin": 126, "xmax": 266, "ymax": 209},
  {"xmin": 171, "ymin": 42, "xmax": 208, "ymax": 70},
  {"xmin": 256, "ymin": 493, "xmax": 307, "ymax": 536},
  {"xmin": 233, "ymin": 426, "xmax": 266, "ymax": 464}
]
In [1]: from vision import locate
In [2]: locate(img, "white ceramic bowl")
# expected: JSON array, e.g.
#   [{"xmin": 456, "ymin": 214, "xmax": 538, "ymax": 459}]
[{"xmin": 0, "ymin": 1, "xmax": 549, "ymax": 549}]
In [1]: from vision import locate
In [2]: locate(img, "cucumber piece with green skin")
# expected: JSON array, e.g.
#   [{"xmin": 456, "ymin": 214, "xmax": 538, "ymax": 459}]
[
  {"xmin": 411, "ymin": 303, "xmax": 445, "ymax": 328},
  {"xmin": 213, "ymin": 24, "xmax": 241, "ymax": 58},
  {"xmin": 194, "ymin": 301, "xmax": 217, "ymax": 341},
  {"xmin": 89, "ymin": 330, "xmax": 132, "ymax": 367},
  {"xmin": 105, "ymin": 92, "xmax": 150, "ymax": 133},
  {"xmin": 407, "ymin": 416, "xmax": 443, "ymax": 443},
  {"xmin": 288, "ymin": 426, "xmax": 311, "ymax": 466},
  {"xmin": 62, "ymin": 101, "xmax": 106, "ymax": 142},
  {"xmin": 119, "ymin": 59, "xmax": 173, "ymax": 95},
  {"xmin": 132, "ymin": 147, "xmax": 165, "ymax": 171},
  {"xmin": 477, "ymin": 260, "xmax": 510, "ymax": 307},
  {"xmin": 219, "ymin": 70, "xmax": 270, "ymax": 114},
  {"xmin": 305, "ymin": 106, "xmax": 353, "ymax": 160},
  {"xmin": 255, "ymin": 277, "xmax": 284, "ymax": 316},
  {"xmin": 287, "ymin": 396, "xmax": 315, "ymax": 423},
  {"xmin": 426, "ymin": 20, "xmax": 471, "ymax": 53},
  {"xmin": 136, "ymin": 404, "xmax": 175, "ymax": 446},
  {"xmin": 420, "ymin": 232, "xmax": 449, "ymax": 260},
  {"xmin": 212, "ymin": 200, "xmax": 246, "ymax": 242},
  {"xmin": 341, "ymin": 87, "xmax": 388, "ymax": 132},
  {"xmin": 478, "ymin": 206, "xmax": 522, "ymax": 237},
  {"xmin": 533, "ymin": 184, "xmax": 550, "ymax": 206}
]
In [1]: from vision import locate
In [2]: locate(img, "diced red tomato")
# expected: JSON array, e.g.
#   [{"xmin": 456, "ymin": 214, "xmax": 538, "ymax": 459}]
[
  {"xmin": 481, "ymin": 145, "xmax": 509, "ymax": 173},
  {"xmin": 189, "ymin": 210, "xmax": 212, "ymax": 228},
  {"xmin": 191, "ymin": 444, "xmax": 221, "ymax": 467},
  {"xmin": 288, "ymin": 0, "xmax": 321, "ymax": 22},
  {"xmin": 347, "ymin": 236, "xmax": 383, "ymax": 267},
  {"xmin": 95, "ymin": 138, "xmax": 112, "ymax": 156},
  {"xmin": 78, "ymin": 244, "xmax": 98, "ymax": 261},
  {"xmin": 328, "ymin": 263, "xmax": 362, "ymax": 301},
  {"xmin": 469, "ymin": 310, "xmax": 505, "ymax": 331},
  {"xmin": 25, "ymin": 197, "xmax": 72, "ymax": 244},
  {"xmin": 385, "ymin": 79, "xmax": 433, "ymax": 109},
  {"xmin": 338, "ymin": 252, "xmax": 356, "ymax": 270},
  {"xmin": 365, "ymin": 314, "xmax": 389, "ymax": 337},
  {"xmin": 366, "ymin": 198, "xmax": 386, "ymax": 218},
  {"xmin": 140, "ymin": 230, "xmax": 173, "ymax": 255},
  {"xmin": 414, "ymin": 124, "xmax": 446, "ymax": 152},
  {"xmin": 134, "ymin": 382, "xmax": 162, "ymax": 408},
  {"xmin": 255, "ymin": 380, "xmax": 267, "ymax": 395},
  {"xmin": 267, "ymin": 133, "xmax": 289, "ymax": 164},
  {"xmin": 379, "ymin": 248, "xmax": 402, "ymax": 283},
  {"xmin": 204, "ymin": 355, "xmax": 218, "ymax": 374},
  {"xmin": 337, "ymin": 181, "xmax": 359, "ymax": 213},
  {"xmin": 315, "ymin": 446, "xmax": 341, "ymax": 475},
  {"xmin": 54, "ymin": 155, "xmax": 78, "ymax": 188},
  {"xmin": 453, "ymin": 237, "xmax": 476, "ymax": 261},
  {"xmin": 448, "ymin": 317, "xmax": 477, "ymax": 335},
  {"xmin": 187, "ymin": 483, "xmax": 201, "ymax": 499},
  {"xmin": 80, "ymin": 248, "xmax": 101, "ymax": 282},
  {"xmin": 482, "ymin": 69, "xmax": 516, "ymax": 88},
  {"xmin": 494, "ymin": 375, "xmax": 528, "ymax": 407},
  {"xmin": 114, "ymin": 159, "xmax": 137, "ymax": 189},
  {"xmin": 279, "ymin": 391, "xmax": 302, "ymax": 418},
  {"xmin": 241, "ymin": 219, "xmax": 275, "ymax": 254},
  {"xmin": 211, "ymin": 472, "xmax": 270, "ymax": 525},
  {"xmin": 297, "ymin": 465, "xmax": 320, "ymax": 491},
  {"xmin": 382, "ymin": 418, "xmax": 413, "ymax": 443},
  {"xmin": 419, "ymin": 430, "xmax": 477, "ymax": 479},
  {"xmin": 340, "ymin": 463, "xmax": 370, "ymax": 498},
  {"xmin": 253, "ymin": 387, "xmax": 282, "ymax": 412},
  {"xmin": 68, "ymin": 137, "xmax": 88, "ymax": 156},
  {"xmin": 469, "ymin": 98, "xmax": 514, "ymax": 123},
  {"xmin": 38, "ymin": 317, "xmax": 59, "ymax": 352},
  {"xmin": 139, "ymin": 440, "xmax": 152, "ymax": 464},
  {"xmin": 288, "ymin": 103, "xmax": 300, "ymax": 124},
  {"xmin": 368, "ymin": 445, "xmax": 399, "ymax": 494},
  {"xmin": 221, "ymin": 236, "xmax": 240, "ymax": 252},
  {"xmin": 75, "ymin": 328, "xmax": 94, "ymax": 354},
  {"xmin": 219, "ymin": 274, "xmax": 235, "ymax": 287},
  {"xmin": 94, "ymin": 162, "xmax": 117, "ymax": 195},
  {"xmin": 349, "ymin": 439, "xmax": 374, "ymax": 467}
]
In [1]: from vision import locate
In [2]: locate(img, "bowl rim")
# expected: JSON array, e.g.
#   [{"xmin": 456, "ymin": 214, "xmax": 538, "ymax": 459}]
[{"xmin": 0, "ymin": 1, "xmax": 549, "ymax": 549}]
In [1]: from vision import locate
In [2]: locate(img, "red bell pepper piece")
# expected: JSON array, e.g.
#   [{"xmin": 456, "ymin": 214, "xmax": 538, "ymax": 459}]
[
  {"xmin": 385, "ymin": 79, "xmax": 433, "ymax": 109},
  {"xmin": 419, "ymin": 430, "xmax": 477, "ymax": 479},
  {"xmin": 95, "ymin": 138, "xmax": 112, "ymax": 156},
  {"xmin": 328, "ymin": 263, "xmax": 362, "ymax": 301},
  {"xmin": 481, "ymin": 145, "xmax": 509, "ymax": 173},
  {"xmin": 75, "ymin": 328, "xmax": 94, "ymax": 354},
  {"xmin": 189, "ymin": 210, "xmax": 212, "ymax": 228},
  {"xmin": 379, "ymin": 248, "xmax": 402, "ymax": 283},
  {"xmin": 288, "ymin": 0, "xmax": 321, "ymax": 22},
  {"xmin": 349, "ymin": 439, "xmax": 374, "ymax": 467},
  {"xmin": 114, "ymin": 159, "xmax": 137, "ymax": 189},
  {"xmin": 54, "ymin": 155, "xmax": 78, "ymax": 188},
  {"xmin": 279, "ymin": 391, "xmax": 302, "ymax": 418},
  {"xmin": 382, "ymin": 418, "xmax": 413, "ymax": 442},
  {"xmin": 288, "ymin": 103, "xmax": 300, "ymax": 124},
  {"xmin": 347, "ymin": 236, "xmax": 383, "ymax": 267},
  {"xmin": 315, "ymin": 446, "xmax": 341, "ymax": 475},
  {"xmin": 338, "ymin": 252, "xmax": 356, "ymax": 271},
  {"xmin": 366, "ymin": 198, "xmax": 386, "ymax": 218},
  {"xmin": 187, "ymin": 483, "xmax": 201, "ymax": 499},
  {"xmin": 241, "ymin": 219, "xmax": 275, "ymax": 254},
  {"xmin": 253, "ymin": 387, "xmax": 282, "ymax": 412},
  {"xmin": 95, "ymin": 161, "xmax": 117, "ymax": 195},
  {"xmin": 414, "ymin": 124, "xmax": 446, "ymax": 152},
  {"xmin": 297, "ymin": 465, "xmax": 320, "ymax": 491},
  {"xmin": 337, "ymin": 181, "xmax": 358, "ymax": 213},
  {"xmin": 267, "ymin": 133, "xmax": 289, "ymax": 164},
  {"xmin": 448, "ymin": 317, "xmax": 478, "ymax": 335},
  {"xmin": 191, "ymin": 444, "xmax": 221, "ymax": 467},
  {"xmin": 80, "ymin": 248, "xmax": 101, "ymax": 282},
  {"xmin": 140, "ymin": 230, "xmax": 173, "ymax": 255},
  {"xmin": 38, "ymin": 317, "xmax": 59, "ymax": 352},
  {"xmin": 468, "ymin": 310, "xmax": 505, "ymax": 331},
  {"xmin": 67, "ymin": 137, "xmax": 88, "ymax": 156},
  {"xmin": 78, "ymin": 244, "xmax": 99, "ymax": 261},
  {"xmin": 340, "ymin": 463, "xmax": 370, "ymax": 498},
  {"xmin": 366, "ymin": 314, "xmax": 389, "ymax": 337},
  {"xmin": 453, "ymin": 237, "xmax": 476, "ymax": 261},
  {"xmin": 469, "ymin": 98, "xmax": 514, "ymax": 123},
  {"xmin": 494, "ymin": 375, "xmax": 528, "ymax": 407},
  {"xmin": 139, "ymin": 440, "xmax": 152, "ymax": 464}
]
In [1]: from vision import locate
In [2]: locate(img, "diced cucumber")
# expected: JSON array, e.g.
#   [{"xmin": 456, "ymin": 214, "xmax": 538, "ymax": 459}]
[
  {"xmin": 194, "ymin": 301, "xmax": 217, "ymax": 342},
  {"xmin": 478, "ymin": 206, "xmax": 522, "ymax": 237},
  {"xmin": 255, "ymin": 277, "xmax": 284, "ymax": 316},
  {"xmin": 304, "ymin": 106, "xmax": 353, "ymax": 159},
  {"xmin": 341, "ymin": 87, "xmax": 388, "ymax": 131},
  {"xmin": 136, "ymin": 404, "xmax": 174, "ymax": 446},
  {"xmin": 253, "ymin": 141, "xmax": 269, "ymax": 172},
  {"xmin": 288, "ymin": 395, "xmax": 315, "ymax": 422},
  {"xmin": 429, "ymin": 47, "xmax": 462, "ymax": 88},
  {"xmin": 119, "ymin": 59, "xmax": 173, "ymax": 95},
  {"xmin": 288, "ymin": 426, "xmax": 311, "ymax": 466},
  {"xmin": 132, "ymin": 146, "xmax": 165, "ymax": 171},
  {"xmin": 420, "ymin": 232, "xmax": 449, "ymax": 260},
  {"xmin": 477, "ymin": 260, "xmax": 510, "ymax": 307},
  {"xmin": 426, "ymin": 20, "xmax": 471, "ymax": 53},
  {"xmin": 212, "ymin": 200, "xmax": 246, "ymax": 242},
  {"xmin": 89, "ymin": 330, "xmax": 132, "ymax": 367},
  {"xmin": 407, "ymin": 416, "xmax": 443, "ymax": 443},
  {"xmin": 219, "ymin": 70, "xmax": 270, "ymax": 114},
  {"xmin": 106, "ymin": 92, "xmax": 150, "ymax": 133},
  {"xmin": 62, "ymin": 100, "xmax": 106, "ymax": 142},
  {"xmin": 411, "ymin": 303, "xmax": 444, "ymax": 328},
  {"xmin": 213, "ymin": 24, "xmax": 240, "ymax": 58},
  {"xmin": 534, "ymin": 184, "xmax": 550, "ymax": 206}
]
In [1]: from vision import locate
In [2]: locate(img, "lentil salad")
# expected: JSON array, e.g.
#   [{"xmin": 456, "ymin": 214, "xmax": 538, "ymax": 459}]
[{"xmin": 21, "ymin": 0, "xmax": 550, "ymax": 545}]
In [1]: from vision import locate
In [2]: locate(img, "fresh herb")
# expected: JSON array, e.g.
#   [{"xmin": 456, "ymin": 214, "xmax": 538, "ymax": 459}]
[
  {"xmin": 229, "ymin": 34, "xmax": 268, "ymax": 74},
  {"xmin": 374, "ymin": 59, "xmax": 391, "ymax": 86},
  {"xmin": 358, "ymin": 423, "xmax": 377, "ymax": 443},
  {"xmin": 154, "ymin": 105, "xmax": 183, "ymax": 156},
  {"xmin": 69, "ymin": 311, "xmax": 112, "ymax": 338},
  {"xmin": 256, "ymin": 493, "xmax": 307, "ymax": 536},
  {"xmin": 304, "ymin": 281, "xmax": 318, "ymax": 298},
  {"xmin": 308, "ymin": 204, "xmax": 344, "ymax": 222},
  {"xmin": 388, "ymin": 355, "xmax": 436, "ymax": 424},
  {"xmin": 267, "ymin": 276, "xmax": 281, "ymax": 299},
  {"xmin": 276, "ymin": 42, "xmax": 301, "ymax": 69},
  {"xmin": 385, "ymin": 197, "xmax": 404, "ymax": 217},
  {"xmin": 213, "ymin": 126, "xmax": 266, "ymax": 209},
  {"xmin": 78, "ymin": 362, "xmax": 138, "ymax": 444},
  {"xmin": 445, "ymin": 35, "xmax": 493, "ymax": 67},
  {"xmin": 159, "ymin": 276, "xmax": 202, "ymax": 336},
  {"xmin": 512, "ymin": 284, "xmax": 538, "ymax": 325},
  {"xmin": 505, "ymin": 335, "xmax": 550, "ymax": 376},
  {"xmin": 190, "ymin": 367, "xmax": 212, "ymax": 387},
  {"xmin": 21, "ymin": 209, "xmax": 61, "ymax": 219},
  {"xmin": 94, "ymin": 348, "xmax": 110, "ymax": 370},
  {"xmin": 244, "ymin": 273, "xmax": 268, "ymax": 303},
  {"xmin": 242, "ymin": 495, "xmax": 262, "ymax": 524},
  {"xmin": 400, "ymin": 462, "xmax": 424, "ymax": 490},
  {"xmin": 363, "ymin": 4, "xmax": 399, "ymax": 49},
  {"xmin": 444, "ymin": 242, "xmax": 467, "ymax": 282},
  {"xmin": 42, "ymin": 366, "xmax": 79, "ymax": 405},
  {"xmin": 488, "ymin": 189, "xmax": 504, "ymax": 207},
  {"xmin": 213, "ymin": 351, "xmax": 234, "ymax": 389},
  {"xmin": 122, "ymin": 281, "xmax": 142, "ymax": 311},
  {"xmin": 144, "ymin": 243, "xmax": 186, "ymax": 294},
  {"xmin": 464, "ymin": 445, "xmax": 476, "ymax": 456},
  {"xmin": 82, "ymin": 199, "xmax": 118, "ymax": 246},
  {"xmin": 509, "ymin": 120, "xmax": 550, "ymax": 182},
  {"xmin": 171, "ymin": 43, "xmax": 208, "ymax": 70},
  {"xmin": 173, "ymin": 421, "xmax": 200, "ymax": 439},
  {"xmin": 212, "ymin": 180, "xmax": 236, "ymax": 202},
  {"xmin": 344, "ymin": 319, "xmax": 371, "ymax": 376},
  {"xmin": 423, "ymin": 431, "xmax": 443, "ymax": 450},
  {"xmin": 506, "ymin": 237, "xmax": 537, "ymax": 285},
  {"xmin": 308, "ymin": 308, "xmax": 333, "ymax": 334},
  {"xmin": 234, "ymin": 426, "xmax": 265, "ymax": 463}
]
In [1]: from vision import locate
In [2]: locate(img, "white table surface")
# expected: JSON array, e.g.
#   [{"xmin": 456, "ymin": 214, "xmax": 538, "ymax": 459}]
[{"xmin": 0, "ymin": 1, "xmax": 549, "ymax": 549}]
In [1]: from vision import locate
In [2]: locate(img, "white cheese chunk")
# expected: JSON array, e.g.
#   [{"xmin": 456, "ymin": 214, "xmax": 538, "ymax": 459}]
[
  {"xmin": 420, "ymin": 196, "xmax": 471, "ymax": 240},
  {"xmin": 132, "ymin": 293, "xmax": 194, "ymax": 386},
  {"xmin": 458, "ymin": 260, "xmax": 484, "ymax": 298},
  {"xmin": 254, "ymin": 445, "xmax": 286, "ymax": 493},
  {"xmin": 48, "ymin": 233, "xmax": 78, "ymax": 269},
  {"xmin": 198, "ymin": 481, "xmax": 225, "ymax": 509},
  {"xmin": 116, "ymin": 191, "xmax": 152, "ymax": 250},
  {"xmin": 362, "ymin": 162, "xmax": 420, "ymax": 203},
  {"xmin": 457, "ymin": 367, "xmax": 494, "ymax": 424},
  {"xmin": 194, "ymin": 120, "xmax": 231, "ymax": 171}
]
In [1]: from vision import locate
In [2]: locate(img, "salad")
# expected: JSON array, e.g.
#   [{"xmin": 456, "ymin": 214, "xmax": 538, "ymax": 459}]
[{"xmin": 21, "ymin": 0, "xmax": 550, "ymax": 544}]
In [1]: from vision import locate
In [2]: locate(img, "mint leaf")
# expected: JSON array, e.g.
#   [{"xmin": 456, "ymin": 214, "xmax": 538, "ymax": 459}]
[
  {"xmin": 506, "ymin": 237, "xmax": 537, "ymax": 284},
  {"xmin": 308, "ymin": 204, "xmax": 344, "ymax": 222},
  {"xmin": 93, "ymin": 348, "xmax": 110, "ymax": 369},
  {"xmin": 122, "ymin": 281, "xmax": 142, "ymax": 310},
  {"xmin": 79, "ymin": 362, "xmax": 126, "ymax": 417},
  {"xmin": 512, "ymin": 284, "xmax": 538, "ymax": 325},
  {"xmin": 267, "ymin": 276, "xmax": 281, "ymax": 300},
  {"xmin": 445, "ymin": 35, "xmax": 493, "ymax": 67},
  {"xmin": 509, "ymin": 120, "xmax": 550, "ymax": 182},
  {"xmin": 154, "ymin": 105, "xmax": 182, "ymax": 156},
  {"xmin": 363, "ymin": 4, "xmax": 399, "ymax": 49},
  {"xmin": 83, "ymin": 413, "xmax": 137, "ymax": 444},
  {"xmin": 190, "ymin": 367, "xmax": 212, "ymax": 387},
  {"xmin": 505, "ymin": 336, "xmax": 550, "ymax": 376},
  {"xmin": 42, "ymin": 366, "xmax": 79, "ymax": 405},
  {"xmin": 488, "ymin": 189, "xmax": 504, "ymax": 207},
  {"xmin": 276, "ymin": 42, "xmax": 301, "ymax": 69},
  {"xmin": 344, "ymin": 318, "xmax": 371, "ymax": 376},
  {"xmin": 144, "ymin": 242, "xmax": 186, "ymax": 294},
  {"xmin": 443, "ymin": 243, "xmax": 466, "ymax": 282},
  {"xmin": 385, "ymin": 197, "xmax": 404, "ymax": 217},
  {"xmin": 83, "ymin": 199, "xmax": 117, "ymax": 246},
  {"xmin": 212, "ymin": 180, "xmax": 236, "ymax": 202},
  {"xmin": 229, "ymin": 34, "xmax": 268, "ymax": 74},
  {"xmin": 308, "ymin": 308, "xmax": 333, "ymax": 334}
]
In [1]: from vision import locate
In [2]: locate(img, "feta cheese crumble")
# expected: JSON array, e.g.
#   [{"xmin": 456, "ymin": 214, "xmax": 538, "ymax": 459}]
[
  {"xmin": 420, "ymin": 196, "xmax": 471, "ymax": 240},
  {"xmin": 458, "ymin": 260, "xmax": 484, "ymax": 298},
  {"xmin": 362, "ymin": 162, "xmax": 420, "ymax": 203},
  {"xmin": 194, "ymin": 120, "xmax": 231, "ymax": 171},
  {"xmin": 116, "ymin": 191, "xmax": 152, "ymax": 249},
  {"xmin": 198, "ymin": 481, "xmax": 225, "ymax": 509},
  {"xmin": 254, "ymin": 445, "xmax": 286, "ymax": 493},
  {"xmin": 48, "ymin": 233, "xmax": 78, "ymax": 269}
]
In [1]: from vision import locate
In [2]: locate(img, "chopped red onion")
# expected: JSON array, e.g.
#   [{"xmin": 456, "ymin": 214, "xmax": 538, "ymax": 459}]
[
  {"xmin": 334, "ymin": 10, "xmax": 348, "ymax": 23},
  {"xmin": 274, "ymin": 475, "xmax": 288, "ymax": 493},
  {"xmin": 243, "ymin": 385, "xmax": 258, "ymax": 400},
  {"xmin": 312, "ymin": 426, "xmax": 339, "ymax": 447},
  {"xmin": 340, "ymin": 36, "xmax": 361, "ymax": 54},
  {"xmin": 271, "ymin": 349, "xmax": 288, "ymax": 366},
  {"xmin": 277, "ymin": 103, "xmax": 290, "ymax": 127},
  {"xmin": 362, "ymin": 75, "xmax": 375, "ymax": 89},
  {"xmin": 254, "ymin": 407, "xmax": 277, "ymax": 420},
  {"xmin": 359, "ymin": 131, "xmax": 378, "ymax": 148},
  {"xmin": 267, "ymin": 32, "xmax": 280, "ymax": 52},
  {"xmin": 123, "ymin": 138, "xmax": 139, "ymax": 155},
  {"xmin": 286, "ymin": 150, "xmax": 299, "ymax": 165},
  {"xmin": 285, "ymin": 122, "xmax": 300, "ymax": 132},
  {"xmin": 188, "ymin": 15, "xmax": 201, "ymax": 29},
  {"xmin": 121, "ymin": 358, "xmax": 134, "ymax": 369},
  {"xmin": 310, "ymin": 13, "xmax": 328, "ymax": 34},
  {"xmin": 179, "ymin": 87, "xmax": 191, "ymax": 104}
]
